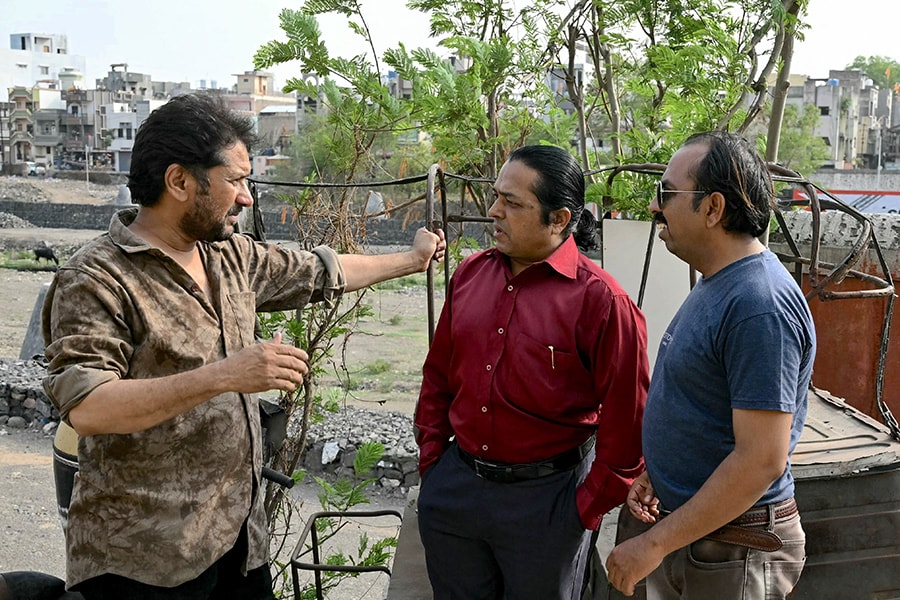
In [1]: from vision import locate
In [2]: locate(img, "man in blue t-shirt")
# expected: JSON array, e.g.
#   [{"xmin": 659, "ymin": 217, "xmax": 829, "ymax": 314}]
[{"xmin": 606, "ymin": 131, "xmax": 816, "ymax": 599}]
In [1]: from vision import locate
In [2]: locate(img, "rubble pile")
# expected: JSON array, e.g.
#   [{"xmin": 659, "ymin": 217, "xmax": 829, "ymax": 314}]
[
  {"xmin": 0, "ymin": 212, "xmax": 35, "ymax": 229},
  {"xmin": 0, "ymin": 178, "xmax": 51, "ymax": 203}
]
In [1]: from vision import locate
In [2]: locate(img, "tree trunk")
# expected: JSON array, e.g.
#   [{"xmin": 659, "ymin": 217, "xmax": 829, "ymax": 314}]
[{"xmin": 766, "ymin": 0, "xmax": 802, "ymax": 163}]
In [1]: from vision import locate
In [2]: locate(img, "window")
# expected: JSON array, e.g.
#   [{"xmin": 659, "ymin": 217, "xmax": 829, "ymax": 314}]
[
  {"xmin": 820, "ymin": 106, "xmax": 830, "ymax": 116},
  {"xmin": 40, "ymin": 66, "xmax": 49, "ymax": 75}
]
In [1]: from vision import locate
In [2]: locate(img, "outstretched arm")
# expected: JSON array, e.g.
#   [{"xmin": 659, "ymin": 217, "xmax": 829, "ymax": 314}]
[{"xmin": 339, "ymin": 227, "xmax": 445, "ymax": 292}]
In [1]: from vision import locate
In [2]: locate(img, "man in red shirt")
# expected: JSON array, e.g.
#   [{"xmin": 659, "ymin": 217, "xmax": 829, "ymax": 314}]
[{"xmin": 414, "ymin": 145, "xmax": 650, "ymax": 599}]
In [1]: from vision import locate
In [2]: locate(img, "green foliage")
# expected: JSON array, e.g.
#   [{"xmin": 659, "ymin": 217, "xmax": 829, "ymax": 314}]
[
  {"xmin": 0, "ymin": 249, "xmax": 63, "ymax": 271},
  {"xmin": 284, "ymin": 440, "xmax": 396, "ymax": 598},
  {"xmin": 353, "ymin": 440, "xmax": 385, "ymax": 475},
  {"xmin": 846, "ymin": 55, "xmax": 900, "ymax": 91},
  {"xmin": 363, "ymin": 359, "xmax": 391, "ymax": 375},
  {"xmin": 446, "ymin": 237, "xmax": 482, "ymax": 271}
]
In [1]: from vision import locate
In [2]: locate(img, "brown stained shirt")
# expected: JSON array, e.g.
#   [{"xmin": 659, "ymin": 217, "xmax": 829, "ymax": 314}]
[{"xmin": 41, "ymin": 208, "xmax": 345, "ymax": 588}]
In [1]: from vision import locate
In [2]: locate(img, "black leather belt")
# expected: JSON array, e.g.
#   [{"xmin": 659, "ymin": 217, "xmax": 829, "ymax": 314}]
[{"xmin": 457, "ymin": 435, "xmax": 596, "ymax": 483}]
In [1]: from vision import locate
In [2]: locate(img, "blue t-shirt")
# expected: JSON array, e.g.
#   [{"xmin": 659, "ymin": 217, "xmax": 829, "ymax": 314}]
[{"xmin": 643, "ymin": 250, "xmax": 816, "ymax": 511}]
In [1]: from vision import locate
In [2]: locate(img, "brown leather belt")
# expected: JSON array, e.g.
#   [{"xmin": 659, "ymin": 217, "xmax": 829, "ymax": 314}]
[
  {"xmin": 661, "ymin": 498, "xmax": 798, "ymax": 552},
  {"xmin": 702, "ymin": 497, "xmax": 798, "ymax": 551},
  {"xmin": 457, "ymin": 435, "xmax": 596, "ymax": 483},
  {"xmin": 730, "ymin": 497, "xmax": 798, "ymax": 526}
]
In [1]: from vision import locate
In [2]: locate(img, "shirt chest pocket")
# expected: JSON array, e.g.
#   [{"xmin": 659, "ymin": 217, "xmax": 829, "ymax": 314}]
[
  {"xmin": 505, "ymin": 332, "xmax": 595, "ymax": 416},
  {"xmin": 225, "ymin": 292, "xmax": 258, "ymax": 350}
]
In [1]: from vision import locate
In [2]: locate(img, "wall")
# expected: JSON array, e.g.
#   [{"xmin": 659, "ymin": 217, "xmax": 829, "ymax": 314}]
[
  {"xmin": 0, "ymin": 199, "xmax": 488, "ymax": 246},
  {"xmin": 601, "ymin": 219, "xmax": 691, "ymax": 370},
  {"xmin": 811, "ymin": 169, "xmax": 900, "ymax": 191}
]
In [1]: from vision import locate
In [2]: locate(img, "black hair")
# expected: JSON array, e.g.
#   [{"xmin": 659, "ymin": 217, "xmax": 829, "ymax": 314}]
[
  {"xmin": 506, "ymin": 145, "xmax": 598, "ymax": 252},
  {"xmin": 682, "ymin": 131, "xmax": 772, "ymax": 237},
  {"xmin": 127, "ymin": 92, "xmax": 257, "ymax": 206}
]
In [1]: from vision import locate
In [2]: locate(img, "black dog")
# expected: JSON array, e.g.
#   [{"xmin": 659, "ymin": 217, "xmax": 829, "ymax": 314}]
[{"xmin": 33, "ymin": 245, "xmax": 59, "ymax": 265}]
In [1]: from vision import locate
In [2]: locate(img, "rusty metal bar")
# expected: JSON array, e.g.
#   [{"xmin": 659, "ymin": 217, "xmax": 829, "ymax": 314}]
[
  {"xmin": 290, "ymin": 509, "xmax": 403, "ymax": 600},
  {"xmin": 425, "ymin": 164, "xmax": 439, "ymax": 346}
]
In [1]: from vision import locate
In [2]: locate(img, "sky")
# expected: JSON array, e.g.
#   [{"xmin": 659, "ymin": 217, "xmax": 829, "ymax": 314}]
[{"xmin": 1, "ymin": 0, "xmax": 897, "ymax": 90}]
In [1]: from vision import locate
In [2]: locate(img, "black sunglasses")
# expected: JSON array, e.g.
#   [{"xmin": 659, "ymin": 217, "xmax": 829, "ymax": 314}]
[{"xmin": 656, "ymin": 180, "xmax": 710, "ymax": 208}]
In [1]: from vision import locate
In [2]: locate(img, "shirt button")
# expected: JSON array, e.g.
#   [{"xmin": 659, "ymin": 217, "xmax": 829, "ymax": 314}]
[
  {"xmin": 481, "ymin": 406, "xmax": 488, "ymax": 413},
  {"xmin": 497, "ymin": 328, "xmax": 504, "ymax": 334},
  {"xmin": 190, "ymin": 284, "xmax": 200, "ymax": 293},
  {"xmin": 486, "ymin": 364, "xmax": 492, "ymax": 371},
  {"xmin": 482, "ymin": 445, "xmax": 489, "ymax": 451},
  {"xmin": 507, "ymin": 285, "xmax": 514, "ymax": 292}
]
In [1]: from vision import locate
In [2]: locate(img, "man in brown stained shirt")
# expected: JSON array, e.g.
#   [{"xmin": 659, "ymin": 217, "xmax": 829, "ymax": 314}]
[{"xmin": 41, "ymin": 92, "xmax": 445, "ymax": 599}]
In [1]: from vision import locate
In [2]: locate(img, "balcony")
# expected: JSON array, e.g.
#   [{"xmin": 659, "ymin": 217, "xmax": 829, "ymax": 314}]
[
  {"xmin": 65, "ymin": 139, "xmax": 87, "ymax": 151},
  {"xmin": 10, "ymin": 130, "xmax": 34, "ymax": 144},
  {"xmin": 8, "ymin": 87, "xmax": 31, "ymax": 101},
  {"xmin": 65, "ymin": 114, "xmax": 86, "ymax": 126},
  {"xmin": 10, "ymin": 108, "xmax": 33, "ymax": 120},
  {"xmin": 64, "ymin": 90, "xmax": 87, "ymax": 103},
  {"xmin": 35, "ymin": 132, "xmax": 64, "ymax": 146}
]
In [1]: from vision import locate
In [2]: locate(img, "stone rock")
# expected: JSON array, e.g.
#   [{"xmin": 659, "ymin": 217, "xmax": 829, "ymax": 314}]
[{"xmin": 6, "ymin": 416, "xmax": 28, "ymax": 429}]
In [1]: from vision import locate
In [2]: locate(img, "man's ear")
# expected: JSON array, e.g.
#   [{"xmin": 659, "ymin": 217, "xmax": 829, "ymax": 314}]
[
  {"xmin": 550, "ymin": 208, "xmax": 572, "ymax": 234},
  {"xmin": 704, "ymin": 192, "xmax": 726, "ymax": 228},
  {"xmin": 164, "ymin": 164, "xmax": 193, "ymax": 202}
]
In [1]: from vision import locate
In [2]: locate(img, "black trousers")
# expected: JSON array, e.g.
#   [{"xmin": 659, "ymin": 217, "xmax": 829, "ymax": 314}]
[{"xmin": 417, "ymin": 443, "xmax": 597, "ymax": 600}]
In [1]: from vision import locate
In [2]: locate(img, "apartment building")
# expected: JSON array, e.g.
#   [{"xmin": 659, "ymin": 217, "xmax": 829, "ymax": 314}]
[{"xmin": 0, "ymin": 33, "xmax": 86, "ymax": 101}]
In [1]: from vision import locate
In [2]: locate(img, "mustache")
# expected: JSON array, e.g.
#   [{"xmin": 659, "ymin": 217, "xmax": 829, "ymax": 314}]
[
  {"xmin": 653, "ymin": 213, "xmax": 667, "ymax": 226},
  {"xmin": 227, "ymin": 206, "xmax": 243, "ymax": 217}
]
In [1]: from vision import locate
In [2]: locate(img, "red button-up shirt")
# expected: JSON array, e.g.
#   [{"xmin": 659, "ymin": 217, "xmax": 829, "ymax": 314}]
[{"xmin": 415, "ymin": 236, "xmax": 649, "ymax": 529}]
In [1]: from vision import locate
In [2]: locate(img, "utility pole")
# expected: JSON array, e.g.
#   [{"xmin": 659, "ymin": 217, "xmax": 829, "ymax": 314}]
[
  {"xmin": 875, "ymin": 116, "xmax": 884, "ymax": 191},
  {"xmin": 0, "ymin": 103, "xmax": 6, "ymax": 174}
]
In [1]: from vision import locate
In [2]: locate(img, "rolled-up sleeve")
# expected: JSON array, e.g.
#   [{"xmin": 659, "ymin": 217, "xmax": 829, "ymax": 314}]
[{"xmin": 42, "ymin": 270, "xmax": 132, "ymax": 423}]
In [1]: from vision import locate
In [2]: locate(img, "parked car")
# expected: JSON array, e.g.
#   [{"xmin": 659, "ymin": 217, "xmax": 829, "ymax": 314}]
[{"xmin": 25, "ymin": 162, "xmax": 46, "ymax": 176}]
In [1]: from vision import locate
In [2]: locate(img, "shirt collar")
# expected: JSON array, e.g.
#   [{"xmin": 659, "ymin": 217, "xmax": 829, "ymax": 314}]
[
  {"xmin": 108, "ymin": 208, "xmax": 154, "ymax": 253},
  {"xmin": 487, "ymin": 235, "xmax": 579, "ymax": 280}
]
